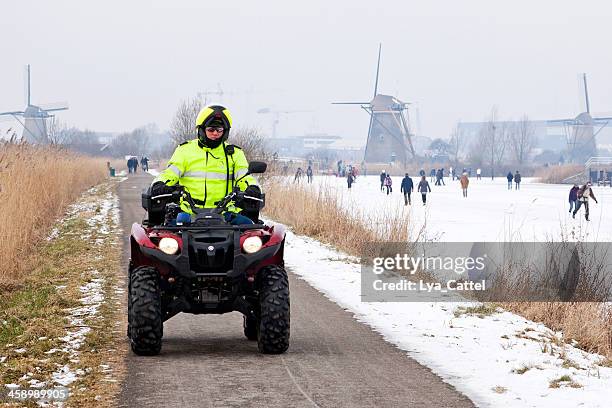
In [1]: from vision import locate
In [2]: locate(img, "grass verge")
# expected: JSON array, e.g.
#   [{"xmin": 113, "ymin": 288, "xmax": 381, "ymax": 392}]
[{"xmin": 0, "ymin": 181, "xmax": 126, "ymax": 407}]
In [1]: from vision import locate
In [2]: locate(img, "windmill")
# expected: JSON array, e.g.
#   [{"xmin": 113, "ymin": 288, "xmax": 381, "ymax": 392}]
[
  {"xmin": 333, "ymin": 44, "xmax": 416, "ymax": 164},
  {"xmin": 547, "ymin": 73, "xmax": 612, "ymax": 163},
  {"xmin": 0, "ymin": 65, "xmax": 69, "ymax": 144}
]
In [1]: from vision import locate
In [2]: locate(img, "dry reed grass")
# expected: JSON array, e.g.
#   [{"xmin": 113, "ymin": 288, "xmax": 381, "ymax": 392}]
[
  {"xmin": 0, "ymin": 142, "xmax": 107, "ymax": 287},
  {"xmin": 262, "ymin": 177, "xmax": 611, "ymax": 362},
  {"xmin": 261, "ymin": 179, "xmax": 413, "ymax": 256},
  {"xmin": 534, "ymin": 164, "xmax": 584, "ymax": 184},
  {"xmin": 504, "ymin": 302, "xmax": 611, "ymax": 360}
]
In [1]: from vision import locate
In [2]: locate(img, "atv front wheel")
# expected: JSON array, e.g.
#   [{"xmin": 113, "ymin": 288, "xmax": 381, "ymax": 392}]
[
  {"xmin": 128, "ymin": 266, "xmax": 163, "ymax": 355},
  {"xmin": 257, "ymin": 265, "xmax": 290, "ymax": 354}
]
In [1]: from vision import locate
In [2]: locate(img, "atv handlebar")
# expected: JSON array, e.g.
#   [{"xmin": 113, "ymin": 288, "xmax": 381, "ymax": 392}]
[{"xmin": 152, "ymin": 185, "xmax": 261, "ymax": 214}]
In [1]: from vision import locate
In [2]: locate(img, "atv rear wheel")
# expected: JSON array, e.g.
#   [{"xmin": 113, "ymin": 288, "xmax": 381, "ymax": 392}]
[
  {"xmin": 243, "ymin": 316, "xmax": 257, "ymax": 341},
  {"xmin": 257, "ymin": 265, "xmax": 290, "ymax": 354},
  {"xmin": 128, "ymin": 266, "xmax": 163, "ymax": 355}
]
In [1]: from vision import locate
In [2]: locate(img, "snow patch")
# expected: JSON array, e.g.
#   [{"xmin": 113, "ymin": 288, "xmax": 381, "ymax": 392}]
[{"xmin": 284, "ymin": 228, "xmax": 612, "ymax": 407}]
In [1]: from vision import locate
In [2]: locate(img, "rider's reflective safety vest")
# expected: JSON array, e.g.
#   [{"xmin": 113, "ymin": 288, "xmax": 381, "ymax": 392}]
[{"xmin": 154, "ymin": 139, "xmax": 257, "ymax": 213}]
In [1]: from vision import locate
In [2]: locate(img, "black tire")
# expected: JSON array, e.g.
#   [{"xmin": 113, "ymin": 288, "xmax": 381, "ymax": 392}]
[
  {"xmin": 128, "ymin": 266, "xmax": 163, "ymax": 355},
  {"xmin": 243, "ymin": 316, "xmax": 257, "ymax": 341},
  {"xmin": 257, "ymin": 265, "xmax": 290, "ymax": 354}
]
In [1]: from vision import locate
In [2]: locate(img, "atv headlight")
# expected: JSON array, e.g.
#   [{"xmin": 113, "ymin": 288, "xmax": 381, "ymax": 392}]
[
  {"xmin": 242, "ymin": 236, "xmax": 263, "ymax": 254},
  {"xmin": 158, "ymin": 237, "xmax": 179, "ymax": 255}
]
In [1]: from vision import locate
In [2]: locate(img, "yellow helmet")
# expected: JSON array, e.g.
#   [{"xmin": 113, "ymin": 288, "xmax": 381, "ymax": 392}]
[
  {"xmin": 195, "ymin": 105, "xmax": 233, "ymax": 147},
  {"xmin": 195, "ymin": 105, "xmax": 233, "ymax": 129}
]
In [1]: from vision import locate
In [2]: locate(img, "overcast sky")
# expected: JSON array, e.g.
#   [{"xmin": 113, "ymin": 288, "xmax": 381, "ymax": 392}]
[{"xmin": 2, "ymin": 0, "xmax": 612, "ymax": 145}]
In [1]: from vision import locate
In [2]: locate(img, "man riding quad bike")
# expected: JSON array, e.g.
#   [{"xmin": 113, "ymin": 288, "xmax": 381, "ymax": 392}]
[{"xmin": 128, "ymin": 106, "xmax": 289, "ymax": 355}]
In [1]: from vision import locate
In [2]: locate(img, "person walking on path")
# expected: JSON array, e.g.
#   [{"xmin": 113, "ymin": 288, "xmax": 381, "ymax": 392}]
[
  {"xmin": 460, "ymin": 172, "xmax": 469, "ymax": 198},
  {"xmin": 401, "ymin": 173, "xmax": 413, "ymax": 205},
  {"xmin": 384, "ymin": 174, "xmax": 393, "ymax": 195},
  {"xmin": 568, "ymin": 184, "xmax": 579, "ymax": 214},
  {"xmin": 418, "ymin": 176, "xmax": 431, "ymax": 205},
  {"xmin": 514, "ymin": 171, "xmax": 522, "ymax": 190},
  {"xmin": 380, "ymin": 170, "xmax": 387, "ymax": 192},
  {"xmin": 140, "ymin": 156, "xmax": 149, "ymax": 172},
  {"xmin": 506, "ymin": 171, "xmax": 513, "ymax": 190},
  {"xmin": 430, "ymin": 168, "xmax": 436, "ymax": 183},
  {"xmin": 573, "ymin": 182, "xmax": 598, "ymax": 221},
  {"xmin": 476, "ymin": 168, "xmax": 481, "ymax": 180}
]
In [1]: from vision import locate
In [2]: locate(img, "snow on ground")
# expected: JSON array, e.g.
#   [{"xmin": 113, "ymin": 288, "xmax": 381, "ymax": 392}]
[
  {"xmin": 306, "ymin": 175, "xmax": 612, "ymax": 242},
  {"xmin": 277, "ymin": 175, "xmax": 612, "ymax": 406},
  {"xmin": 3, "ymin": 186, "xmax": 122, "ymax": 395},
  {"xmin": 284, "ymin": 229, "xmax": 612, "ymax": 408},
  {"xmin": 147, "ymin": 169, "xmax": 160, "ymax": 177}
]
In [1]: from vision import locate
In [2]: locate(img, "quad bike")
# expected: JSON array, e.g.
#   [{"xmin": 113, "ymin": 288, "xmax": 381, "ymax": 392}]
[{"xmin": 128, "ymin": 161, "xmax": 289, "ymax": 355}]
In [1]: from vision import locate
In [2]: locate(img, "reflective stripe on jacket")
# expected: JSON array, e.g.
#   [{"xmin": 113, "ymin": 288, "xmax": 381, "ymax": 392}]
[{"xmin": 154, "ymin": 139, "xmax": 257, "ymax": 213}]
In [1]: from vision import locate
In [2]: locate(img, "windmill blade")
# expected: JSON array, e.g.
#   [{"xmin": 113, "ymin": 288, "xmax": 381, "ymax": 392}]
[
  {"xmin": 0, "ymin": 115, "xmax": 20, "ymax": 123},
  {"xmin": 592, "ymin": 116, "xmax": 612, "ymax": 122},
  {"xmin": 39, "ymin": 102, "xmax": 69, "ymax": 112},
  {"xmin": 373, "ymin": 43, "xmax": 382, "ymax": 97},
  {"xmin": 362, "ymin": 107, "xmax": 375, "ymax": 160},
  {"xmin": 547, "ymin": 118, "xmax": 575, "ymax": 125},
  {"xmin": 23, "ymin": 64, "xmax": 31, "ymax": 106},
  {"xmin": 331, "ymin": 102, "xmax": 370, "ymax": 105},
  {"xmin": 0, "ymin": 111, "xmax": 25, "ymax": 117},
  {"xmin": 582, "ymin": 73, "xmax": 590, "ymax": 114}
]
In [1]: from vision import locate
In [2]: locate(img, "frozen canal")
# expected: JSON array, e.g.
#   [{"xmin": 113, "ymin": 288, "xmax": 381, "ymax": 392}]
[{"xmin": 305, "ymin": 175, "xmax": 612, "ymax": 242}]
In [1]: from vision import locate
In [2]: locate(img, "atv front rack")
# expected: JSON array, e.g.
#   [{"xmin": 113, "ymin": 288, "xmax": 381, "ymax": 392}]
[{"xmin": 149, "ymin": 224, "xmax": 265, "ymax": 231}]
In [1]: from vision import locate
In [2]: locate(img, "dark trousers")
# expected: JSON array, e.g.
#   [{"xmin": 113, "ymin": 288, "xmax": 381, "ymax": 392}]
[
  {"xmin": 421, "ymin": 193, "xmax": 427, "ymax": 204},
  {"xmin": 385, "ymin": 185, "xmax": 391, "ymax": 194},
  {"xmin": 462, "ymin": 188, "xmax": 467, "ymax": 197},
  {"xmin": 404, "ymin": 192, "xmax": 411, "ymax": 205},
  {"xmin": 381, "ymin": 182, "xmax": 385, "ymax": 191},
  {"xmin": 515, "ymin": 181, "xmax": 520, "ymax": 190},
  {"xmin": 573, "ymin": 200, "xmax": 590, "ymax": 220}
]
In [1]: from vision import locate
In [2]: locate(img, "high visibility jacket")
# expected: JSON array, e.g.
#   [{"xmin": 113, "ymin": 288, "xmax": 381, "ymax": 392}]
[{"xmin": 154, "ymin": 139, "xmax": 257, "ymax": 213}]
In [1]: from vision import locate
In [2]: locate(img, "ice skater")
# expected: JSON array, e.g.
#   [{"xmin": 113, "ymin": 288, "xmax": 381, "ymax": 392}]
[
  {"xmin": 401, "ymin": 173, "xmax": 413, "ymax": 205},
  {"xmin": 514, "ymin": 171, "xmax": 522, "ymax": 190},
  {"xmin": 384, "ymin": 174, "xmax": 393, "ymax": 195},
  {"xmin": 573, "ymin": 182, "xmax": 598, "ymax": 221},
  {"xmin": 380, "ymin": 170, "xmax": 387, "ymax": 192},
  {"xmin": 418, "ymin": 176, "xmax": 431, "ymax": 205},
  {"xmin": 460, "ymin": 172, "xmax": 469, "ymax": 197},
  {"xmin": 568, "ymin": 184, "xmax": 579, "ymax": 214},
  {"xmin": 506, "ymin": 171, "xmax": 513, "ymax": 190}
]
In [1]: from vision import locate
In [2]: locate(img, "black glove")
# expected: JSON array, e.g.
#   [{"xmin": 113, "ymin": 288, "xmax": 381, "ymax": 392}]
[{"xmin": 151, "ymin": 182, "xmax": 175, "ymax": 196}]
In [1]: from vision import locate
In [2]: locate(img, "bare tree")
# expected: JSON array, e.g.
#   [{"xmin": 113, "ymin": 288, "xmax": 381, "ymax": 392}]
[
  {"xmin": 170, "ymin": 96, "xmax": 203, "ymax": 145},
  {"xmin": 508, "ymin": 114, "xmax": 537, "ymax": 165},
  {"xmin": 448, "ymin": 122, "xmax": 465, "ymax": 166},
  {"xmin": 110, "ymin": 126, "xmax": 151, "ymax": 157},
  {"xmin": 230, "ymin": 127, "xmax": 272, "ymax": 161},
  {"xmin": 477, "ymin": 107, "xmax": 508, "ymax": 179}
]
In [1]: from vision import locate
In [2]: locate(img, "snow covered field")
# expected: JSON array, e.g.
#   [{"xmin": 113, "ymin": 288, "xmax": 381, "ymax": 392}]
[
  {"xmin": 280, "ymin": 175, "xmax": 612, "ymax": 406},
  {"xmin": 308, "ymin": 175, "xmax": 612, "ymax": 242},
  {"xmin": 284, "ymin": 231, "xmax": 612, "ymax": 408}
]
